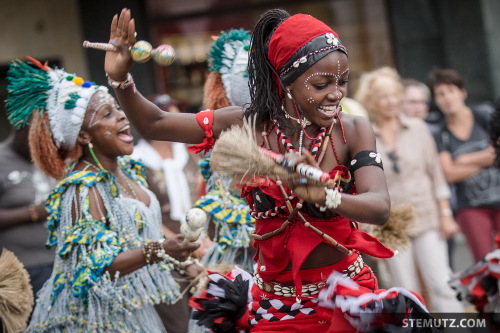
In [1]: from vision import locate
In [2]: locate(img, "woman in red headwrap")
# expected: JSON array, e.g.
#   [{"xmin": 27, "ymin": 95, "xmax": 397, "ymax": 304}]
[{"xmin": 105, "ymin": 8, "xmax": 430, "ymax": 333}]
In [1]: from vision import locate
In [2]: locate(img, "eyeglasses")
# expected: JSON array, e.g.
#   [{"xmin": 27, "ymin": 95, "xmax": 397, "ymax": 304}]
[
  {"xmin": 403, "ymin": 99, "xmax": 429, "ymax": 106},
  {"xmin": 387, "ymin": 151, "xmax": 400, "ymax": 173}
]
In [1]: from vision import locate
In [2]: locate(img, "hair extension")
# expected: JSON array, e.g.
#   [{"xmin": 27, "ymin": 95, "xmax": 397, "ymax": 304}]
[
  {"xmin": 29, "ymin": 111, "xmax": 82, "ymax": 179},
  {"xmin": 490, "ymin": 99, "xmax": 500, "ymax": 167},
  {"xmin": 203, "ymin": 72, "xmax": 231, "ymax": 110},
  {"xmin": 244, "ymin": 9, "xmax": 291, "ymax": 130}
]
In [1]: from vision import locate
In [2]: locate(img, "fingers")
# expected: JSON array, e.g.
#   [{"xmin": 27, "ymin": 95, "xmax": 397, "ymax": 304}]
[
  {"xmin": 128, "ymin": 19, "xmax": 136, "ymax": 46},
  {"xmin": 173, "ymin": 233, "xmax": 185, "ymax": 241},
  {"xmin": 184, "ymin": 241, "xmax": 201, "ymax": 252},
  {"xmin": 289, "ymin": 177, "xmax": 309, "ymax": 187},
  {"xmin": 281, "ymin": 153, "xmax": 307, "ymax": 172},
  {"xmin": 301, "ymin": 149, "xmax": 319, "ymax": 168},
  {"xmin": 121, "ymin": 10, "xmax": 131, "ymax": 42},
  {"xmin": 116, "ymin": 8, "xmax": 128, "ymax": 41},
  {"xmin": 110, "ymin": 14, "xmax": 118, "ymax": 41}
]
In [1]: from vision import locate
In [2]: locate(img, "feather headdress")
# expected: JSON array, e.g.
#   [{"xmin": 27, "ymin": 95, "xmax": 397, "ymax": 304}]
[
  {"xmin": 5, "ymin": 59, "xmax": 108, "ymax": 151},
  {"xmin": 206, "ymin": 29, "xmax": 251, "ymax": 108}
]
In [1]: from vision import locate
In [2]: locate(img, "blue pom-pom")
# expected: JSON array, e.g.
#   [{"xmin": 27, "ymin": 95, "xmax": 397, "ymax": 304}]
[{"xmin": 82, "ymin": 81, "xmax": 92, "ymax": 88}]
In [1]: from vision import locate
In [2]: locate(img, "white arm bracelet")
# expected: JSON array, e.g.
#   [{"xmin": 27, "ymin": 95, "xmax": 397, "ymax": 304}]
[{"xmin": 316, "ymin": 187, "xmax": 342, "ymax": 211}]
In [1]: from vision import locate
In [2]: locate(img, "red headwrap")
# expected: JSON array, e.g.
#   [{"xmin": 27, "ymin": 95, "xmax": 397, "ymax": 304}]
[{"xmin": 268, "ymin": 14, "xmax": 346, "ymax": 95}]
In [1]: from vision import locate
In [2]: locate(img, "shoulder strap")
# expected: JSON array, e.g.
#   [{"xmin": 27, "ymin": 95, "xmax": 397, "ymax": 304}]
[
  {"xmin": 471, "ymin": 108, "xmax": 491, "ymax": 131},
  {"xmin": 441, "ymin": 131, "xmax": 450, "ymax": 151}
]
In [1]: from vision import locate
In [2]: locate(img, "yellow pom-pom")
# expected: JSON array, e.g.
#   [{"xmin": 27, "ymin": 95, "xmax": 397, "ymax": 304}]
[
  {"xmin": 130, "ymin": 41, "xmax": 152, "ymax": 63},
  {"xmin": 73, "ymin": 77, "xmax": 84, "ymax": 85}
]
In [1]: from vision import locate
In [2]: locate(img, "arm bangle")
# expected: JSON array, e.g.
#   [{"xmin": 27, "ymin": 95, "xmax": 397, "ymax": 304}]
[{"xmin": 107, "ymin": 73, "xmax": 136, "ymax": 93}]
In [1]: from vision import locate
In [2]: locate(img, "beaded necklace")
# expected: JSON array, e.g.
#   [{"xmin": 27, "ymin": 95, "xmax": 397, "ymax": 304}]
[
  {"xmin": 273, "ymin": 118, "xmax": 327, "ymax": 159},
  {"xmin": 249, "ymin": 120, "xmax": 334, "ymax": 220},
  {"xmin": 82, "ymin": 160, "xmax": 139, "ymax": 200}
]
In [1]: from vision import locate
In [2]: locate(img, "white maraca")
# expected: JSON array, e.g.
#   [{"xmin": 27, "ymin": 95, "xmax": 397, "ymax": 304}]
[{"xmin": 181, "ymin": 208, "xmax": 207, "ymax": 242}]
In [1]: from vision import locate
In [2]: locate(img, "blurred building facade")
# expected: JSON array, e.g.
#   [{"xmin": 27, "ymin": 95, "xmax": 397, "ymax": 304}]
[{"xmin": 0, "ymin": 0, "xmax": 499, "ymax": 140}]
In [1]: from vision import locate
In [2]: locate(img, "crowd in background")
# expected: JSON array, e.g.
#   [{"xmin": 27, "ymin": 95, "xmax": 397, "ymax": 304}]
[{"xmin": 1, "ymin": 59, "xmax": 499, "ymax": 329}]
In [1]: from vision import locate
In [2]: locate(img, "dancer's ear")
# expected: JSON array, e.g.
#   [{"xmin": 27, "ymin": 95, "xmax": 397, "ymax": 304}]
[{"xmin": 77, "ymin": 130, "xmax": 92, "ymax": 145}]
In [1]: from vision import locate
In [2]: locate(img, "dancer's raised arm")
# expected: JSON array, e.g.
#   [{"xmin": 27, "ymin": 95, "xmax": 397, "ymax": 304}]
[{"xmin": 105, "ymin": 9, "xmax": 243, "ymax": 143}]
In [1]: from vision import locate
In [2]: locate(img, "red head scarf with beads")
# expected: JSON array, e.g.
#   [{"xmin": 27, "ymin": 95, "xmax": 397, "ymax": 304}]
[{"xmin": 268, "ymin": 14, "xmax": 347, "ymax": 95}]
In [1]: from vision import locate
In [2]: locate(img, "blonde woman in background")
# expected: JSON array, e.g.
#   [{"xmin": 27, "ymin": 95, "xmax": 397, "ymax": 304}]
[{"xmin": 355, "ymin": 67, "xmax": 463, "ymax": 312}]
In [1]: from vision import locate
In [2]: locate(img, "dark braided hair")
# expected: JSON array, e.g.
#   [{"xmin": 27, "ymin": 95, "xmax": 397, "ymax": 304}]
[
  {"xmin": 244, "ymin": 9, "xmax": 291, "ymax": 130},
  {"xmin": 490, "ymin": 97, "xmax": 500, "ymax": 167}
]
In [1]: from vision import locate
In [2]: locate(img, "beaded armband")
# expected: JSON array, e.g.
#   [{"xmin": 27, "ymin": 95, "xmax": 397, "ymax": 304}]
[
  {"xmin": 107, "ymin": 73, "xmax": 137, "ymax": 93},
  {"xmin": 142, "ymin": 239, "xmax": 166, "ymax": 265}
]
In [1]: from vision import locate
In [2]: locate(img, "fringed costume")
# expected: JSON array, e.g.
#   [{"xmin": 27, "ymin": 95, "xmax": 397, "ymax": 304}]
[
  {"xmin": 30, "ymin": 157, "xmax": 180, "ymax": 333},
  {"xmin": 5, "ymin": 60, "xmax": 179, "ymax": 333}
]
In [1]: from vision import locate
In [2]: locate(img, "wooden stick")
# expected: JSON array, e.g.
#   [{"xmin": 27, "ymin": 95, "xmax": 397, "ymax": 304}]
[
  {"xmin": 295, "ymin": 212, "xmax": 352, "ymax": 255},
  {"xmin": 252, "ymin": 220, "xmax": 290, "ymax": 241},
  {"xmin": 317, "ymin": 122, "xmax": 335, "ymax": 165}
]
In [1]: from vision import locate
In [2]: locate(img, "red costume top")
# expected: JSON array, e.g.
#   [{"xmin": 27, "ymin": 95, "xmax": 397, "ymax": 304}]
[{"xmin": 242, "ymin": 166, "xmax": 394, "ymax": 301}]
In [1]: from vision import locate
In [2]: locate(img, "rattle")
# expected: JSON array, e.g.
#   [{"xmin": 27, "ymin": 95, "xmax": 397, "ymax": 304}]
[
  {"xmin": 181, "ymin": 208, "xmax": 207, "ymax": 242},
  {"xmin": 82, "ymin": 40, "xmax": 175, "ymax": 66}
]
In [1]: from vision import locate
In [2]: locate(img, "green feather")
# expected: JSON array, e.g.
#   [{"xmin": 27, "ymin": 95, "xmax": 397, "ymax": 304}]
[
  {"xmin": 207, "ymin": 29, "xmax": 251, "ymax": 73},
  {"xmin": 64, "ymin": 92, "xmax": 80, "ymax": 110},
  {"xmin": 5, "ymin": 60, "xmax": 50, "ymax": 129}
]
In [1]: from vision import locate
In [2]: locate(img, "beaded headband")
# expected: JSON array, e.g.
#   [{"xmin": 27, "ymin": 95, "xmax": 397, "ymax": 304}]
[{"xmin": 268, "ymin": 14, "xmax": 347, "ymax": 94}]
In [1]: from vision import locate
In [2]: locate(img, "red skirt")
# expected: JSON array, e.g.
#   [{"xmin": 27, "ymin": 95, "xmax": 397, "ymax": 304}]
[{"xmin": 249, "ymin": 251, "xmax": 377, "ymax": 333}]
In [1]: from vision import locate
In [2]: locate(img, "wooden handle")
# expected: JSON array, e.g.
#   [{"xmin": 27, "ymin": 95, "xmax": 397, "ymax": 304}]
[{"xmin": 83, "ymin": 41, "xmax": 118, "ymax": 51}]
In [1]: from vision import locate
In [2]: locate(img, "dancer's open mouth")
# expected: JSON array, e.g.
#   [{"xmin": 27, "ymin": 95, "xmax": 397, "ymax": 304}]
[
  {"xmin": 117, "ymin": 124, "xmax": 133, "ymax": 143},
  {"xmin": 317, "ymin": 105, "xmax": 340, "ymax": 118}
]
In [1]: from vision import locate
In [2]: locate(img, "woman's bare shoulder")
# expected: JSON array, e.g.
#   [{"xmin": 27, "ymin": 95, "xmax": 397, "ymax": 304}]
[
  {"xmin": 340, "ymin": 112, "xmax": 372, "ymax": 132},
  {"xmin": 213, "ymin": 106, "xmax": 245, "ymax": 137}
]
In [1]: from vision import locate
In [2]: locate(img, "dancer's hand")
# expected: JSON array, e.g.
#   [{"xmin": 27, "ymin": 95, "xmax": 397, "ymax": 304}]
[
  {"xmin": 105, "ymin": 8, "xmax": 136, "ymax": 82},
  {"xmin": 163, "ymin": 234, "xmax": 200, "ymax": 262},
  {"xmin": 287, "ymin": 150, "xmax": 328, "ymax": 205},
  {"xmin": 185, "ymin": 264, "xmax": 205, "ymax": 279}
]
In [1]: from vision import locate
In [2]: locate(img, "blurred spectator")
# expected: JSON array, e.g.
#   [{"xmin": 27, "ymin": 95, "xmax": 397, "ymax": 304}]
[
  {"xmin": 400, "ymin": 79, "xmax": 441, "ymax": 133},
  {"xmin": 355, "ymin": 67, "xmax": 462, "ymax": 312},
  {"xmin": 131, "ymin": 94, "xmax": 204, "ymax": 333},
  {"xmin": 429, "ymin": 68, "xmax": 500, "ymax": 262},
  {"xmin": 0, "ymin": 126, "xmax": 55, "ymax": 297},
  {"xmin": 401, "ymin": 77, "xmax": 457, "ymax": 268}
]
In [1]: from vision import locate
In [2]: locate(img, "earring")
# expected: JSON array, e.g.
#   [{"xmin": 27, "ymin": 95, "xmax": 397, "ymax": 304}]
[
  {"xmin": 286, "ymin": 89, "xmax": 292, "ymax": 100},
  {"xmin": 88, "ymin": 142, "xmax": 104, "ymax": 170}
]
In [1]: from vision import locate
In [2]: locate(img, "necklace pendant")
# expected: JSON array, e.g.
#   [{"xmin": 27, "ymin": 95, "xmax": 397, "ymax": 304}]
[{"xmin": 301, "ymin": 118, "xmax": 312, "ymax": 127}]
